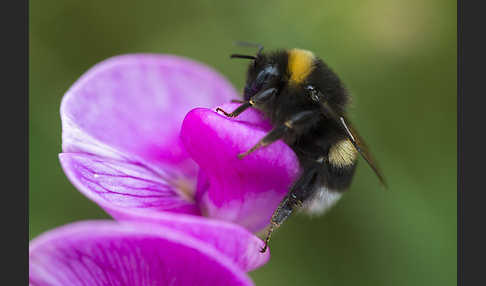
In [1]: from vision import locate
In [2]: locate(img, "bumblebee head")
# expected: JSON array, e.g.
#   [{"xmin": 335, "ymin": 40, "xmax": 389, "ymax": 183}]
[
  {"xmin": 231, "ymin": 47, "xmax": 350, "ymax": 113},
  {"xmin": 240, "ymin": 50, "xmax": 288, "ymax": 100}
]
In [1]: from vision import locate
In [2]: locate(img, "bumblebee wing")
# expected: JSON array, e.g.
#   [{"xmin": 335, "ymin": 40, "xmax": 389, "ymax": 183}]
[{"xmin": 338, "ymin": 116, "xmax": 388, "ymax": 189}]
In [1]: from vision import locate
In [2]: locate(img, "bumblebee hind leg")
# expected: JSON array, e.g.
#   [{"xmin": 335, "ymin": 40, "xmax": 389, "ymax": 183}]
[{"xmin": 260, "ymin": 164, "xmax": 321, "ymax": 253}]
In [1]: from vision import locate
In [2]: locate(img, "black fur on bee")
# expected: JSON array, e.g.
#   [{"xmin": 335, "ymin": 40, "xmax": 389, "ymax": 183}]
[{"xmin": 219, "ymin": 46, "xmax": 386, "ymax": 253}]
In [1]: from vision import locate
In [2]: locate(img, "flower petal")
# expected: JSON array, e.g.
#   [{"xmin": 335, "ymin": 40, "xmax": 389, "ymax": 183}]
[
  {"xmin": 59, "ymin": 153, "xmax": 200, "ymax": 215},
  {"xmin": 61, "ymin": 54, "xmax": 237, "ymax": 178},
  {"xmin": 109, "ymin": 210, "xmax": 270, "ymax": 272},
  {"xmin": 30, "ymin": 221, "xmax": 254, "ymax": 286},
  {"xmin": 180, "ymin": 103, "xmax": 300, "ymax": 232},
  {"xmin": 59, "ymin": 153, "xmax": 270, "ymax": 271}
]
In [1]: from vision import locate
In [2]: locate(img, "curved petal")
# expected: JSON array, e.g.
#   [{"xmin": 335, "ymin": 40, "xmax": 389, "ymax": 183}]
[
  {"xmin": 180, "ymin": 103, "xmax": 301, "ymax": 232},
  {"xmin": 59, "ymin": 153, "xmax": 200, "ymax": 216},
  {"xmin": 30, "ymin": 221, "xmax": 254, "ymax": 286},
  {"xmin": 108, "ymin": 210, "xmax": 270, "ymax": 272},
  {"xmin": 58, "ymin": 153, "xmax": 269, "ymax": 270},
  {"xmin": 61, "ymin": 54, "xmax": 238, "ymax": 179}
]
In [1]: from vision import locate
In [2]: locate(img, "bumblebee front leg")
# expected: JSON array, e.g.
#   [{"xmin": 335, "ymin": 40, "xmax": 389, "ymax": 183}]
[
  {"xmin": 238, "ymin": 110, "xmax": 319, "ymax": 159},
  {"xmin": 216, "ymin": 87, "xmax": 277, "ymax": 118}
]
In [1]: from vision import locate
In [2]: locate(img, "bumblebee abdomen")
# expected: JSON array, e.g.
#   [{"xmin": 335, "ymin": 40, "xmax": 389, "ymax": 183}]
[{"xmin": 291, "ymin": 126, "xmax": 357, "ymax": 192}]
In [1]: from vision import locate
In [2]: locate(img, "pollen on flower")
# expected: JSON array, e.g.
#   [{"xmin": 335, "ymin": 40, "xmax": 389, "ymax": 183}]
[{"xmin": 173, "ymin": 178, "xmax": 196, "ymax": 202}]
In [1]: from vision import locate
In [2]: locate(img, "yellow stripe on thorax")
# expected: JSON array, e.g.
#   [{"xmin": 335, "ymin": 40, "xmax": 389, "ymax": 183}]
[
  {"xmin": 328, "ymin": 139, "xmax": 358, "ymax": 167},
  {"xmin": 288, "ymin": 48, "xmax": 315, "ymax": 84}
]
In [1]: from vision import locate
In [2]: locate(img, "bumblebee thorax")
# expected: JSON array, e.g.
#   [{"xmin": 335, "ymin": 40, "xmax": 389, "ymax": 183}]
[{"xmin": 287, "ymin": 48, "xmax": 316, "ymax": 85}]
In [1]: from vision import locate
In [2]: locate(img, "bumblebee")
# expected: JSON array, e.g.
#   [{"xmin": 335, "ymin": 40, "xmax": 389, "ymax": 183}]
[{"xmin": 217, "ymin": 44, "xmax": 386, "ymax": 252}]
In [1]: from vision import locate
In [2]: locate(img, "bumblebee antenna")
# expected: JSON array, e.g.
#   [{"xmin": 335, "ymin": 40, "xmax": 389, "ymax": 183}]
[
  {"xmin": 233, "ymin": 41, "xmax": 264, "ymax": 54},
  {"xmin": 230, "ymin": 54, "xmax": 256, "ymax": 60}
]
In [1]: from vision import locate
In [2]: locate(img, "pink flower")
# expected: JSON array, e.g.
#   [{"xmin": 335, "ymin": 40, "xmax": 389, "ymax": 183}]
[{"xmin": 30, "ymin": 54, "xmax": 301, "ymax": 285}]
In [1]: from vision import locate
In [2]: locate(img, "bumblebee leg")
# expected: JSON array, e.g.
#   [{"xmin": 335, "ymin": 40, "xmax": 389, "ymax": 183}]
[
  {"xmin": 216, "ymin": 88, "xmax": 277, "ymax": 118},
  {"xmin": 230, "ymin": 99, "xmax": 246, "ymax": 103},
  {"xmin": 260, "ymin": 165, "xmax": 320, "ymax": 252},
  {"xmin": 238, "ymin": 124, "xmax": 288, "ymax": 159},
  {"xmin": 238, "ymin": 110, "xmax": 319, "ymax": 159},
  {"xmin": 216, "ymin": 102, "xmax": 251, "ymax": 117}
]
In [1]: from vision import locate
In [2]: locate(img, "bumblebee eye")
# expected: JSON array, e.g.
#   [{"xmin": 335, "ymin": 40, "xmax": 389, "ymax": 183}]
[
  {"xmin": 244, "ymin": 65, "xmax": 279, "ymax": 100},
  {"xmin": 305, "ymin": 85, "xmax": 320, "ymax": 102},
  {"xmin": 255, "ymin": 65, "xmax": 278, "ymax": 84}
]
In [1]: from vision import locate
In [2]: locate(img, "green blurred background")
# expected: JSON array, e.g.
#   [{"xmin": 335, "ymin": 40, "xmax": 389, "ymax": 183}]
[{"xmin": 30, "ymin": 0, "xmax": 456, "ymax": 285}]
